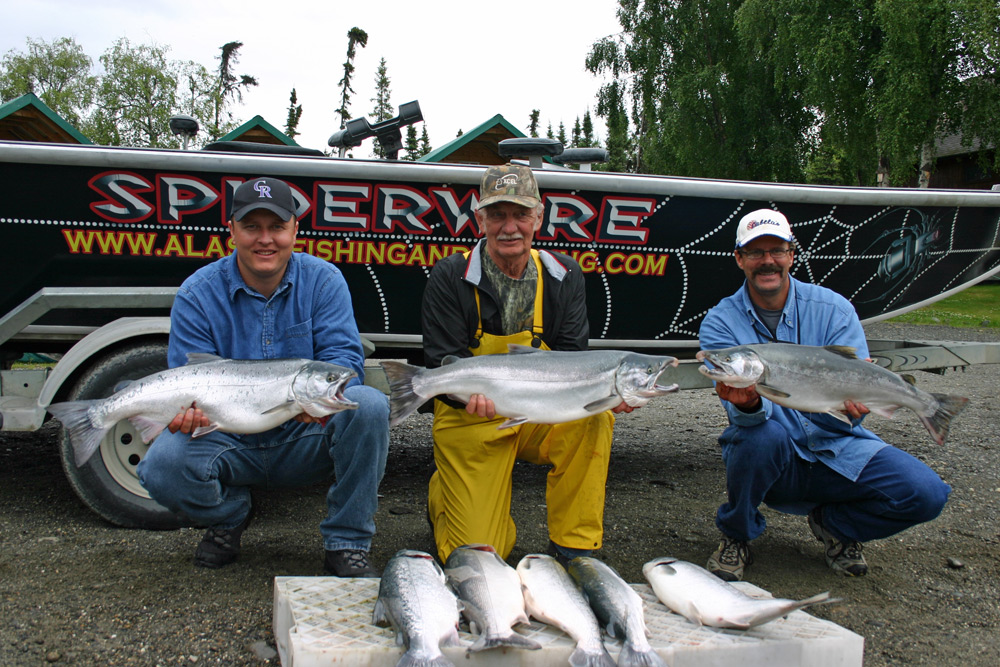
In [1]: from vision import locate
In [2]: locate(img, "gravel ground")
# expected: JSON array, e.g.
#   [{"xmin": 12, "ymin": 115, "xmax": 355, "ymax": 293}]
[{"xmin": 1, "ymin": 322, "xmax": 997, "ymax": 666}]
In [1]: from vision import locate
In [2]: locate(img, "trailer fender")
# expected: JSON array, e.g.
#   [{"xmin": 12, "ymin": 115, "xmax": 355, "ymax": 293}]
[{"xmin": 38, "ymin": 317, "xmax": 171, "ymax": 409}]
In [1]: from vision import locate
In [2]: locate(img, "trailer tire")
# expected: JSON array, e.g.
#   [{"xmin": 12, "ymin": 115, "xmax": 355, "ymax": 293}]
[{"xmin": 58, "ymin": 341, "xmax": 193, "ymax": 529}]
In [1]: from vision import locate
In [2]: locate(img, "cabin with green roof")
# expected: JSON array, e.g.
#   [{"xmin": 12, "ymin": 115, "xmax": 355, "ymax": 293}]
[
  {"xmin": 0, "ymin": 93, "xmax": 91, "ymax": 144},
  {"xmin": 419, "ymin": 114, "xmax": 526, "ymax": 165},
  {"xmin": 216, "ymin": 115, "xmax": 299, "ymax": 147}
]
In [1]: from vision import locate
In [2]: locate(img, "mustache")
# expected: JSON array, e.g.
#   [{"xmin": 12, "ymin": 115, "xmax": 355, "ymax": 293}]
[
  {"xmin": 496, "ymin": 233, "xmax": 524, "ymax": 241},
  {"xmin": 753, "ymin": 267, "xmax": 782, "ymax": 277}
]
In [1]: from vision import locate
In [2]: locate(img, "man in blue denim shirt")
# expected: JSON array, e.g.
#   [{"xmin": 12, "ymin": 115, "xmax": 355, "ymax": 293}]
[
  {"xmin": 699, "ymin": 208, "xmax": 950, "ymax": 581},
  {"xmin": 137, "ymin": 177, "xmax": 389, "ymax": 576}
]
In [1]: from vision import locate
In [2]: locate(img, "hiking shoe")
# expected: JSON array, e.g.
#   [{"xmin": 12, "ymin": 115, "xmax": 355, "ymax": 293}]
[
  {"xmin": 808, "ymin": 509, "xmax": 868, "ymax": 576},
  {"xmin": 194, "ymin": 508, "xmax": 254, "ymax": 569},
  {"xmin": 324, "ymin": 549, "xmax": 379, "ymax": 578},
  {"xmin": 706, "ymin": 533, "xmax": 753, "ymax": 582}
]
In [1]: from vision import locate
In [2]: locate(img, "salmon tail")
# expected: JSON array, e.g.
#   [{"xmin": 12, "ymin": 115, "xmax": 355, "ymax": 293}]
[
  {"xmin": 396, "ymin": 651, "xmax": 453, "ymax": 667},
  {"xmin": 920, "ymin": 393, "xmax": 970, "ymax": 445},
  {"xmin": 569, "ymin": 645, "xmax": 617, "ymax": 667},
  {"xmin": 467, "ymin": 632, "xmax": 541, "ymax": 653},
  {"xmin": 618, "ymin": 643, "xmax": 667, "ymax": 667},
  {"xmin": 793, "ymin": 591, "xmax": 837, "ymax": 610},
  {"xmin": 743, "ymin": 591, "xmax": 839, "ymax": 628},
  {"xmin": 47, "ymin": 400, "xmax": 108, "ymax": 467},
  {"xmin": 380, "ymin": 360, "xmax": 427, "ymax": 427}
]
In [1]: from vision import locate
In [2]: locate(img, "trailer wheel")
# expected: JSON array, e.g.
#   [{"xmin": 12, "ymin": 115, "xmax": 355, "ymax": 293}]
[{"xmin": 58, "ymin": 341, "xmax": 193, "ymax": 529}]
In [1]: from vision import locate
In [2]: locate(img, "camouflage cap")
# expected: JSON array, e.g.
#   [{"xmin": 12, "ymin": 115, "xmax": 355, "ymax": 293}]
[{"xmin": 476, "ymin": 163, "xmax": 541, "ymax": 210}]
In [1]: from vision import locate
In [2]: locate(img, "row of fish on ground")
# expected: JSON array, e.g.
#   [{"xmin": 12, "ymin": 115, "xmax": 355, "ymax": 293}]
[
  {"xmin": 50, "ymin": 341, "xmax": 969, "ymax": 468},
  {"xmin": 374, "ymin": 544, "xmax": 835, "ymax": 667}
]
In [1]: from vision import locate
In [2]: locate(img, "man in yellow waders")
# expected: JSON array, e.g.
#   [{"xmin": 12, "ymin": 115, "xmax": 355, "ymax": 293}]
[{"xmin": 421, "ymin": 163, "xmax": 632, "ymax": 564}]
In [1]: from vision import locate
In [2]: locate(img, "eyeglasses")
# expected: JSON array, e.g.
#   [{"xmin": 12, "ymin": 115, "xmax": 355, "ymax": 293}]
[{"xmin": 738, "ymin": 247, "xmax": 792, "ymax": 260}]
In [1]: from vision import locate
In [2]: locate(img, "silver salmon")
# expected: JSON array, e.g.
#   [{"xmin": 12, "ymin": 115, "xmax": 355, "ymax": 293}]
[
  {"xmin": 517, "ymin": 553, "xmax": 616, "ymax": 667},
  {"xmin": 383, "ymin": 345, "xmax": 678, "ymax": 428},
  {"xmin": 697, "ymin": 342, "xmax": 969, "ymax": 445},
  {"xmin": 47, "ymin": 354, "xmax": 358, "ymax": 466},
  {"xmin": 373, "ymin": 549, "xmax": 463, "ymax": 667},
  {"xmin": 568, "ymin": 557, "xmax": 665, "ymax": 667},
  {"xmin": 643, "ymin": 557, "xmax": 835, "ymax": 630},
  {"xmin": 443, "ymin": 544, "xmax": 540, "ymax": 654}
]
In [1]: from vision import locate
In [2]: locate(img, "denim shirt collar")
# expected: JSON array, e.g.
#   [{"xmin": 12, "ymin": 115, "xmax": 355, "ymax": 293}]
[
  {"xmin": 223, "ymin": 251, "xmax": 297, "ymax": 302},
  {"xmin": 738, "ymin": 277, "xmax": 799, "ymax": 343}
]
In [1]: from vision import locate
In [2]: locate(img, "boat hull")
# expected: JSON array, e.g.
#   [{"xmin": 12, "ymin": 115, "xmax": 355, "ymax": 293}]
[{"xmin": 2, "ymin": 141, "xmax": 998, "ymax": 354}]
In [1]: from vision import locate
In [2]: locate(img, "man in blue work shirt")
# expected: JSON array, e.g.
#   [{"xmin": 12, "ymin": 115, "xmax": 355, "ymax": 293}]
[
  {"xmin": 138, "ymin": 177, "xmax": 389, "ymax": 576},
  {"xmin": 699, "ymin": 208, "xmax": 951, "ymax": 580}
]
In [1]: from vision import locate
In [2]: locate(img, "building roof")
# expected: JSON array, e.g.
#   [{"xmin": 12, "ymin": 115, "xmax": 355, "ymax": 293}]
[
  {"xmin": 216, "ymin": 115, "xmax": 299, "ymax": 146},
  {"xmin": 0, "ymin": 93, "xmax": 91, "ymax": 144},
  {"xmin": 419, "ymin": 114, "xmax": 526, "ymax": 164}
]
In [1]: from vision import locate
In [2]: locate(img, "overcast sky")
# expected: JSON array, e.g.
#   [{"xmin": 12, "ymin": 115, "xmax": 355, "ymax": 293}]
[{"xmin": 2, "ymin": 0, "xmax": 622, "ymax": 154}]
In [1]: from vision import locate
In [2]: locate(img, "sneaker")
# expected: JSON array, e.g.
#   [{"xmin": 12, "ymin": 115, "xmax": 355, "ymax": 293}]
[
  {"xmin": 194, "ymin": 508, "xmax": 254, "ymax": 569},
  {"xmin": 706, "ymin": 534, "xmax": 753, "ymax": 581},
  {"xmin": 546, "ymin": 540, "xmax": 593, "ymax": 569},
  {"xmin": 324, "ymin": 549, "xmax": 379, "ymax": 578},
  {"xmin": 808, "ymin": 509, "xmax": 868, "ymax": 576}
]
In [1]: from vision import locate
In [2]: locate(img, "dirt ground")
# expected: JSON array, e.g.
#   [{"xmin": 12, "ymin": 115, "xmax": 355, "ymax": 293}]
[{"xmin": 0, "ymin": 322, "xmax": 997, "ymax": 665}]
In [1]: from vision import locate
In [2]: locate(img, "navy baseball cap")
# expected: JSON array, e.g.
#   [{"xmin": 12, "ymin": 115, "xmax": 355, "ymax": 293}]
[{"xmin": 230, "ymin": 177, "xmax": 296, "ymax": 221}]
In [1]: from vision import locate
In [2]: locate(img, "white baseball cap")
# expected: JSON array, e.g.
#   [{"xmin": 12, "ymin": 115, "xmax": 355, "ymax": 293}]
[{"xmin": 735, "ymin": 209, "xmax": 793, "ymax": 248}]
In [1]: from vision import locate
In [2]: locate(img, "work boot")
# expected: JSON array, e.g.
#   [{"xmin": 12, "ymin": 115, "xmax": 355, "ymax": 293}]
[
  {"xmin": 194, "ymin": 507, "xmax": 254, "ymax": 569},
  {"xmin": 706, "ymin": 533, "xmax": 753, "ymax": 582},
  {"xmin": 324, "ymin": 549, "xmax": 379, "ymax": 578},
  {"xmin": 808, "ymin": 509, "xmax": 868, "ymax": 576}
]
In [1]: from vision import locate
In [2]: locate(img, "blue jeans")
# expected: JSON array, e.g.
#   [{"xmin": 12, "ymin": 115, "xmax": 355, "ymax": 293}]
[
  {"xmin": 716, "ymin": 420, "xmax": 951, "ymax": 544},
  {"xmin": 137, "ymin": 385, "xmax": 389, "ymax": 551}
]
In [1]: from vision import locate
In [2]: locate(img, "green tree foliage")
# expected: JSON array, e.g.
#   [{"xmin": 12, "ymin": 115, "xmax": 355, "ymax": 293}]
[
  {"xmin": 572, "ymin": 117, "xmax": 582, "ymax": 147},
  {"xmin": 285, "ymin": 88, "xmax": 303, "ymax": 140},
  {"xmin": 1, "ymin": 36, "xmax": 259, "ymax": 149},
  {"xmin": 209, "ymin": 41, "xmax": 257, "ymax": 140},
  {"xmin": 599, "ymin": 80, "xmax": 634, "ymax": 172},
  {"xmin": 86, "ymin": 38, "xmax": 179, "ymax": 147},
  {"xmin": 403, "ymin": 123, "xmax": 420, "ymax": 160},
  {"xmin": 592, "ymin": 0, "xmax": 1000, "ymax": 185},
  {"xmin": 419, "ymin": 125, "xmax": 432, "ymax": 157},
  {"xmin": 739, "ymin": 0, "xmax": 1000, "ymax": 185},
  {"xmin": 335, "ymin": 27, "xmax": 368, "ymax": 157},
  {"xmin": 589, "ymin": 0, "xmax": 813, "ymax": 180},
  {"xmin": 176, "ymin": 61, "xmax": 217, "ymax": 137},
  {"xmin": 581, "ymin": 110, "xmax": 596, "ymax": 147},
  {"xmin": 370, "ymin": 57, "xmax": 392, "ymax": 157},
  {"xmin": 0, "ymin": 36, "xmax": 96, "ymax": 126},
  {"xmin": 528, "ymin": 109, "xmax": 540, "ymax": 137},
  {"xmin": 556, "ymin": 121, "xmax": 567, "ymax": 147}
]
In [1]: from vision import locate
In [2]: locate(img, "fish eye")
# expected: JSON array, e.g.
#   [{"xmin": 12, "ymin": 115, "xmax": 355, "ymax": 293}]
[{"xmin": 326, "ymin": 374, "xmax": 335, "ymax": 382}]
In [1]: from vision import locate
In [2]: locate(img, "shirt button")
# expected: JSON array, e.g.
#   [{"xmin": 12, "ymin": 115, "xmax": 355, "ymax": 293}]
[{"xmin": 266, "ymin": 340, "xmax": 271, "ymax": 345}]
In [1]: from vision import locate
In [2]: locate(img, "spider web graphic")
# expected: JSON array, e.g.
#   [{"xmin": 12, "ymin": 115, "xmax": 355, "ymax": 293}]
[{"xmin": 563, "ymin": 197, "xmax": 1000, "ymax": 345}]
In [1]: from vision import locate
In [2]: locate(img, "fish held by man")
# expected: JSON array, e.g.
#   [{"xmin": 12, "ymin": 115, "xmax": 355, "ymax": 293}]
[
  {"xmin": 382, "ymin": 345, "xmax": 679, "ymax": 428},
  {"xmin": 443, "ymin": 544, "xmax": 541, "ymax": 654},
  {"xmin": 517, "ymin": 553, "xmax": 616, "ymax": 667},
  {"xmin": 696, "ymin": 342, "xmax": 969, "ymax": 445},
  {"xmin": 47, "ymin": 354, "xmax": 358, "ymax": 467},
  {"xmin": 642, "ymin": 557, "xmax": 836, "ymax": 630},
  {"xmin": 568, "ymin": 557, "xmax": 666, "ymax": 667},
  {"xmin": 373, "ymin": 549, "xmax": 464, "ymax": 667}
]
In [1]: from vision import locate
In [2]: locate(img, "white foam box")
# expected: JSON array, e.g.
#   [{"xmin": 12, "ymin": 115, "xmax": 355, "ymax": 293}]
[{"xmin": 273, "ymin": 576, "xmax": 864, "ymax": 666}]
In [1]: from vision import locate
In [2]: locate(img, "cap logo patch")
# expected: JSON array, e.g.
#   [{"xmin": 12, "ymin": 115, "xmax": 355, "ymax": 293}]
[
  {"xmin": 746, "ymin": 218, "xmax": 781, "ymax": 230},
  {"xmin": 495, "ymin": 174, "xmax": 519, "ymax": 190},
  {"xmin": 254, "ymin": 181, "xmax": 273, "ymax": 198}
]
